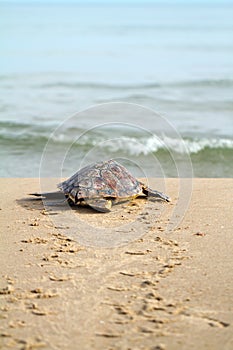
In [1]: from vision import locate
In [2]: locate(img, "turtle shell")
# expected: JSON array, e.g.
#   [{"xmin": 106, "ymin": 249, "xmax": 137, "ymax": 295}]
[{"xmin": 58, "ymin": 159, "xmax": 143, "ymax": 203}]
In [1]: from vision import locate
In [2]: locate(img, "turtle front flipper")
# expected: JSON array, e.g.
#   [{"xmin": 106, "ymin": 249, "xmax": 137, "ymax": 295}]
[
  {"xmin": 142, "ymin": 186, "xmax": 170, "ymax": 202},
  {"xmin": 29, "ymin": 191, "xmax": 68, "ymax": 206},
  {"xmin": 29, "ymin": 191, "xmax": 64, "ymax": 199},
  {"xmin": 85, "ymin": 198, "xmax": 112, "ymax": 212}
]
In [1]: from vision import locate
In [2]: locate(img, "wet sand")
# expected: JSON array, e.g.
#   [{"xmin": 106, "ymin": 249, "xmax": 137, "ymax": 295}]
[{"xmin": 0, "ymin": 178, "xmax": 233, "ymax": 350}]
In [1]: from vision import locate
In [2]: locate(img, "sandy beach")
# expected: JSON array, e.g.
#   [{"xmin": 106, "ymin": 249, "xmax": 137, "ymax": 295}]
[{"xmin": 0, "ymin": 178, "xmax": 233, "ymax": 350}]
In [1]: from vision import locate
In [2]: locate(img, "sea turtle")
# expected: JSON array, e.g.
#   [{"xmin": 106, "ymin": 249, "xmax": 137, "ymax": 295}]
[{"xmin": 32, "ymin": 159, "xmax": 170, "ymax": 212}]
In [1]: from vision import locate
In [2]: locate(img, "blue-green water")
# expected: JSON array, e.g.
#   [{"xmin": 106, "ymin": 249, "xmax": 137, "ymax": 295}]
[{"xmin": 1, "ymin": 1, "xmax": 233, "ymax": 177}]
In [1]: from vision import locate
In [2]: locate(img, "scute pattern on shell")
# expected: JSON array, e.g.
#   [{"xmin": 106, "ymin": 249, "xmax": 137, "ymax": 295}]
[{"xmin": 58, "ymin": 159, "xmax": 142, "ymax": 201}]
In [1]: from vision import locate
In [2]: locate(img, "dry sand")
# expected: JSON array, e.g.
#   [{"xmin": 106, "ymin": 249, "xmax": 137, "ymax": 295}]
[{"xmin": 0, "ymin": 178, "xmax": 233, "ymax": 350}]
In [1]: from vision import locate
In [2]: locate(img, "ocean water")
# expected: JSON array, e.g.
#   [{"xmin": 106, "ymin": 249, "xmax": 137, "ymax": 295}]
[{"xmin": 1, "ymin": 1, "xmax": 233, "ymax": 178}]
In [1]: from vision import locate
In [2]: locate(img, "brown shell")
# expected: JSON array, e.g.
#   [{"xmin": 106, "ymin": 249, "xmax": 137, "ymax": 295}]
[{"xmin": 58, "ymin": 159, "xmax": 143, "ymax": 203}]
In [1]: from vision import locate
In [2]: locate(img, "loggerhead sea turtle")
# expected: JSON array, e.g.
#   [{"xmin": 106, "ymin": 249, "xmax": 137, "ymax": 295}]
[{"xmin": 31, "ymin": 159, "xmax": 170, "ymax": 212}]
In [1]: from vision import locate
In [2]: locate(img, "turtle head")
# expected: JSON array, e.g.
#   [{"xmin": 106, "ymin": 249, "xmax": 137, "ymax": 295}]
[{"xmin": 85, "ymin": 198, "xmax": 112, "ymax": 212}]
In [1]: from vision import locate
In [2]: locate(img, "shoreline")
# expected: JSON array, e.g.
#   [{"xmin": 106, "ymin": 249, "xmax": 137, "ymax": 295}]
[{"xmin": 1, "ymin": 178, "xmax": 233, "ymax": 349}]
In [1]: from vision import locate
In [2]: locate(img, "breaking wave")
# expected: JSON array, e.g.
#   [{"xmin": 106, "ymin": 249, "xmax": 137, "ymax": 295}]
[{"xmin": 1, "ymin": 121, "xmax": 233, "ymax": 156}]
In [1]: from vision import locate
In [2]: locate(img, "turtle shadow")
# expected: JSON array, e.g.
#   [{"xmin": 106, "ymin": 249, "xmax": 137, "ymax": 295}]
[
  {"xmin": 17, "ymin": 195, "xmax": 158, "ymax": 216},
  {"xmin": 16, "ymin": 196, "xmax": 102, "ymax": 215},
  {"xmin": 17, "ymin": 196, "xmax": 45, "ymax": 211}
]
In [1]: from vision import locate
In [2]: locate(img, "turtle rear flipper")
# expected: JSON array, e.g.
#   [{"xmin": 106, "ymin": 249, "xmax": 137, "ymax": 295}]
[
  {"xmin": 143, "ymin": 187, "xmax": 170, "ymax": 202},
  {"xmin": 85, "ymin": 198, "xmax": 112, "ymax": 212}
]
